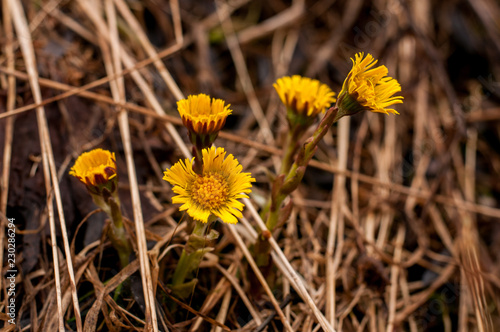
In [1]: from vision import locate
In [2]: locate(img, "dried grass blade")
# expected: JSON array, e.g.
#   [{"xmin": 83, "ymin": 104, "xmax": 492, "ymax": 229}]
[
  {"xmin": 0, "ymin": 0, "xmax": 17, "ymax": 306},
  {"xmin": 326, "ymin": 116, "xmax": 350, "ymax": 327},
  {"xmin": 102, "ymin": 0, "xmax": 158, "ymax": 329},
  {"xmin": 386, "ymin": 226, "xmax": 405, "ymax": 332},
  {"xmin": 242, "ymin": 199, "xmax": 335, "ymax": 332},
  {"xmin": 8, "ymin": 0, "xmax": 82, "ymax": 330},
  {"xmin": 227, "ymin": 225, "xmax": 295, "ymax": 332}
]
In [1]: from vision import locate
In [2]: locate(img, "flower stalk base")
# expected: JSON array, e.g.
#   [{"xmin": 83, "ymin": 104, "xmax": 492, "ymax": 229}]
[
  {"xmin": 92, "ymin": 190, "xmax": 131, "ymax": 269},
  {"xmin": 255, "ymin": 106, "xmax": 340, "ymax": 267},
  {"xmin": 170, "ymin": 218, "xmax": 219, "ymax": 298}
]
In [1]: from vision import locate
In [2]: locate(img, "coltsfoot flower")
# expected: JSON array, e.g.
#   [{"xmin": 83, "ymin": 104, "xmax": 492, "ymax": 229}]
[
  {"xmin": 274, "ymin": 75, "xmax": 336, "ymax": 122},
  {"xmin": 69, "ymin": 148, "xmax": 117, "ymax": 194},
  {"xmin": 70, "ymin": 149, "xmax": 130, "ymax": 267},
  {"xmin": 337, "ymin": 52, "xmax": 403, "ymax": 116},
  {"xmin": 163, "ymin": 146, "xmax": 255, "ymax": 224},
  {"xmin": 177, "ymin": 94, "xmax": 232, "ymax": 148}
]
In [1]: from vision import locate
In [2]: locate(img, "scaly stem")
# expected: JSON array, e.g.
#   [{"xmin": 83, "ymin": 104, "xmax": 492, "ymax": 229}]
[
  {"xmin": 256, "ymin": 106, "xmax": 340, "ymax": 267},
  {"xmin": 171, "ymin": 220, "xmax": 209, "ymax": 287},
  {"xmin": 171, "ymin": 250, "xmax": 192, "ymax": 287},
  {"xmin": 107, "ymin": 194, "xmax": 131, "ymax": 269},
  {"xmin": 280, "ymin": 125, "xmax": 304, "ymax": 175},
  {"xmin": 92, "ymin": 192, "xmax": 131, "ymax": 269},
  {"xmin": 265, "ymin": 199, "xmax": 282, "ymax": 232}
]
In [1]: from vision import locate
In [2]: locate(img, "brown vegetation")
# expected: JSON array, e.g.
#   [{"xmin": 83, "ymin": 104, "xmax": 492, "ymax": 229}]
[{"xmin": 1, "ymin": 0, "xmax": 500, "ymax": 331}]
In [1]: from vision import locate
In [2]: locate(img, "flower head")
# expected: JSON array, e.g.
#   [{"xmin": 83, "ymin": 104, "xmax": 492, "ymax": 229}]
[
  {"xmin": 163, "ymin": 146, "xmax": 255, "ymax": 224},
  {"xmin": 177, "ymin": 94, "xmax": 232, "ymax": 148},
  {"xmin": 337, "ymin": 53, "xmax": 403, "ymax": 116},
  {"xmin": 70, "ymin": 149, "xmax": 129, "ymax": 267},
  {"xmin": 274, "ymin": 76, "xmax": 336, "ymax": 120},
  {"xmin": 70, "ymin": 149, "xmax": 117, "ymax": 193}
]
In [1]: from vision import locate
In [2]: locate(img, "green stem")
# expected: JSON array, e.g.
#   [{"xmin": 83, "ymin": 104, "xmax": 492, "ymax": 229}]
[
  {"xmin": 92, "ymin": 192, "xmax": 131, "ymax": 269},
  {"xmin": 171, "ymin": 221, "xmax": 208, "ymax": 286},
  {"xmin": 256, "ymin": 106, "xmax": 340, "ymax": 267},
  {"xmin": 295, "ymin": 106, "xmax": 340, "ymax": 170},
  {"xmin": 280, "ymin": 129, "xmax": 297, "ymax": 175},
  {"xmin": 107, "ymin": 194, "xmax": 131, "ymax": 269},
  {"xmin": 280, "ymin": 123, "xmax": 310, "ymax": 175},
  {"xmin": 171, "ymin": 249, "xmax": 192, "ymax": 287},
  {"xmin": 192, "ymin": 219, "xmax": 208, "ymax": 236},
  {"xmin": 265, "ymin": 200, "xmax": 283, "ymax": 232}
]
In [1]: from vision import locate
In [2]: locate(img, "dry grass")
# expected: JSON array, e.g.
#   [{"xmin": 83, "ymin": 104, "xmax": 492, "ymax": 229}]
[{"xmin": 1, "ymin": 0, "xmax": 500, "ymax": 331}]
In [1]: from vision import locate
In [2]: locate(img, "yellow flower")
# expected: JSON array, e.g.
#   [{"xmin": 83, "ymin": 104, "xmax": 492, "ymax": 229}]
[
  {"xmin": 69, "ymin": 148, "xmax": 117, "ymax": 189},
  {"xmin": 163, "ymin": 146, "xmax": 255, "ymax": 224},
  {"xmin": 337, "ymin": 52, "xmax": 403, "ymax": 115},
  {"xmin": 273, "ymin": 75, "xmax": 336, "ymax": 117},
  {"xmin": 177, "ymin": 94, "xmax": 232, "ymax": 136}
]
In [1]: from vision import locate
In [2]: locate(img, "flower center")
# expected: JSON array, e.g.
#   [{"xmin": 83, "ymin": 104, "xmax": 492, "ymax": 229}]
[{"xmin": 191, "ymin": 173, "xmax": 229, "ymax": 210}]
